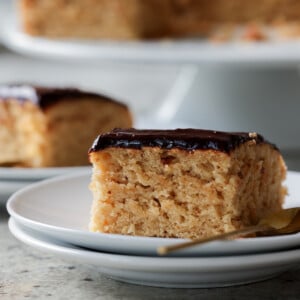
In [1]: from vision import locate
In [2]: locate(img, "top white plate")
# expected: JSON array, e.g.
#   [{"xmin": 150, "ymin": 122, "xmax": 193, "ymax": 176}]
[
  {"xmin": 7, "ymin": 170, "xmax": 300, "ymax": 256},
  {"xmin": 0, "ymin": 166, "xmax": 90, "ymax": 181},
  {"xmin": 3, "ymin": 18, "xmax": 300, "ymax": 66}
]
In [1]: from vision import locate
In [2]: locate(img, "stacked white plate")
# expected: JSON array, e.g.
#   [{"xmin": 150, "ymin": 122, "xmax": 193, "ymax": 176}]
[
  {"xmin": 0, "ymin": 166, "xmax": 89, "ymax": 205},
  {"xmin": 6, "ymin": 170, "xmax": 300, "ymax": 288}
]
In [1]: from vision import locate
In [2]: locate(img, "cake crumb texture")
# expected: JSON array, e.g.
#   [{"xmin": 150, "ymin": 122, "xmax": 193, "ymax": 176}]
[{"xmin": 89, "ymin": 139, "xmax": 286, "ymax": 239}]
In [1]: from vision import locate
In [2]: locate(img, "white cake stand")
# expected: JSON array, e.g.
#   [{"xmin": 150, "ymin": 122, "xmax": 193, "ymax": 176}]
[{"xmin": 2, "ymin": 17, "xmax": 300, "ymax": 169}]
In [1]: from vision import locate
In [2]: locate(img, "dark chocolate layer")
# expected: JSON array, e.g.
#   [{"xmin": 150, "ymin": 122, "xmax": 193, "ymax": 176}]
[
  {"xmin": 89, "ymin": 128, "xmax": 276, "ymax": 153},
  {"xmin": 0, "ymin": 84, "xmax": 127, "ymax": 110}
]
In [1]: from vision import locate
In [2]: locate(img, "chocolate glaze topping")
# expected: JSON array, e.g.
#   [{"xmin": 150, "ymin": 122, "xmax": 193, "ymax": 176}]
[
  {"xmin": 89, "ymin": 128, "xmax": 276, "ymax": 153},
  {"xmin": 0, "ymin": 84, "xmax": 127, "ymax": 110}
]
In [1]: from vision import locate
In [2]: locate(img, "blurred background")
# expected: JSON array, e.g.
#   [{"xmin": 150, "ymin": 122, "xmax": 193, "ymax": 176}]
[
  {"xmin": 0, "ymin": 1, "xmax": 180, "ymax": 119},
  {"xmin": 1, "ymin": 0, "xmax": 300, "ymax": 170}
]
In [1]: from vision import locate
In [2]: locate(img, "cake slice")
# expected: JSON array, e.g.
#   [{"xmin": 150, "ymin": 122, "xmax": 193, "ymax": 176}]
[
  {"xmin": 19, "ymin": 0, "xmax": 300, "ymax": 40},
  {"xmin": 0, "ymin": 84, "xmax": 132, "ymax": 167},
  {"xmin": 89, "ymin": 128, "xmax": 287, "ymax": 239}
]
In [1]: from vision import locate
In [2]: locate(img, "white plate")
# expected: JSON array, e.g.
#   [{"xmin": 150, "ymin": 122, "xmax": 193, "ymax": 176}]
[
  {"xmin": 3, "ymin": 17, "xmax": 300, "ymax": 66},
  {"xmin": 8, "ymin": 217, "xmax": 300, "ymax": 288},
  {"xmin": 0, "ymin": 166, "xmax": 90, "ymax": 181},
  {"xmin": 0, "ymin": 180, "xmax": 29, "ymax": 204},
  {"xmin": 7, "ymin": 170, "xmax": 300, "ymax": 256}
]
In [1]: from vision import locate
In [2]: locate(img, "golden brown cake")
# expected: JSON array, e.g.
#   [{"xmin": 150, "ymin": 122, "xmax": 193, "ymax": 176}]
[
  {"xmin": 19, "ymin": 0, "xmax": 300, "ymax": 40},
  {"xmin": 89, "ymin": 128, "xmax": 287, "ymax": 239},
  {"xmin": 0, "ymin": 84, "xmax": 132, "ymax": 167}
]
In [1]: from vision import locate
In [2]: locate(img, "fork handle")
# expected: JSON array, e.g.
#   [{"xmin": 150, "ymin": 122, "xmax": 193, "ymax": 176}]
[{"xmin": 157, "ymin": 224, "xmax": 271, "ymax": 255}]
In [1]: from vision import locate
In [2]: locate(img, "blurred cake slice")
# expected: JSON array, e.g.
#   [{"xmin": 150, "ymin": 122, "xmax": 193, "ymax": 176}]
[
  {"xmin": 89, "ymin": 128, "xmax": 286, "ymax": 239},
  {"xmin": 0, "ymin": 84, "xmax": 132, "ymax": 167},
  {"xmin": 19, "ymin": 0, "xmax": 300, "ymax": 40}
]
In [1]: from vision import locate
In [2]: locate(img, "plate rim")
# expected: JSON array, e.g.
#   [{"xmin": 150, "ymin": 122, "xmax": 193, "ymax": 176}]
[
  {"xmin": 8, "ymin": 217, "xmax": 300, "ymax": 272},
  {"xmin": 0, "ymin": 166, "xmax": 91, "ymax": 180}
]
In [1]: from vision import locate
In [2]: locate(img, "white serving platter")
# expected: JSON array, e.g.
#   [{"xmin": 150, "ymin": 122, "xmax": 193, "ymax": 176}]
[{"xmin": 3, "ymin": 17, "xmax": 300, "ymax": 66}]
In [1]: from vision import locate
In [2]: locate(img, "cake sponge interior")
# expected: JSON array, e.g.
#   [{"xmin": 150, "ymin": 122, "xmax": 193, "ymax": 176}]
[{"xmin": 89, "ymin": 141, "xmax": 286, "ymax": 239}]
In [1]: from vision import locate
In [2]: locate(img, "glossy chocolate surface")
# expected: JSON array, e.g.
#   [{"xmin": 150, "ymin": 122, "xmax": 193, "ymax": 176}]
[
  {"xmin": 90, "ymin": 128, "xmax": 275, "ymax": 153},
  {"xmin": 0, "ymin": 84, "xmax": 126, "ymax": 109}
]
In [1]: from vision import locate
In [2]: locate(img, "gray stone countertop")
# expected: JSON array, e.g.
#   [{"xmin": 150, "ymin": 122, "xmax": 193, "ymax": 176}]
[{"xmin": 1, "ymin": 204, "xmax": 300, "ymax": 300}]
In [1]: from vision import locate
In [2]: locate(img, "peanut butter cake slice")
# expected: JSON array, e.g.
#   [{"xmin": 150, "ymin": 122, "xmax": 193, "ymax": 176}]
[
  {"xmin": 89, "ymin": 128, "xmax": 287, "ymax": 239},
  {"xmin": 0, "ymin": 84, "xmax": 132, "ymax": 167},
  {"xmin": 19, "ymin": 0, "xmax": 300, "ymax": 40}
]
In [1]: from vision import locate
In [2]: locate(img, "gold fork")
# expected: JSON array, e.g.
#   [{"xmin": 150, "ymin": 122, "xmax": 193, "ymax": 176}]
[{"xmin": 157, "ymin": 207, "xmax": 300, "ymax": 255}]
